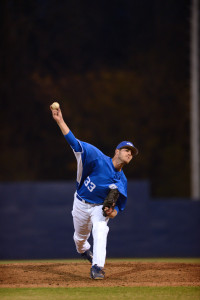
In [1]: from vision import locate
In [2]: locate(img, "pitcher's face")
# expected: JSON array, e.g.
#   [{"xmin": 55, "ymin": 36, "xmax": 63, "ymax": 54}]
[{"xmin": 117, "ymin": 148, "xmax": 133, "ymax": 164}]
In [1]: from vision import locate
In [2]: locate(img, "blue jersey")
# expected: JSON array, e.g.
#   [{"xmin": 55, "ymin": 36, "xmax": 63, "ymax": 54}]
[{"xmin": 64, "ymin": 131, "xmax": 128, "ymax": 214}]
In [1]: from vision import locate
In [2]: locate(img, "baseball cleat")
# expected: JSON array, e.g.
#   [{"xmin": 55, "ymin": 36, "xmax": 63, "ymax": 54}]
[
  {"xmin": 81, "ymin": 250, "xmax": 93, "ymax": 264},
  {"xmin": 90, "ymin": 264, "xmax": 105, "ymax": 279}
]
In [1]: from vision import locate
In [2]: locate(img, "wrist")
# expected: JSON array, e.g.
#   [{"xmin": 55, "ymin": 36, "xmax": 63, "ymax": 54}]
[
  {"xmin": 57, "ymin": 119, "xmax": 70, "ymax": 135},
  {"xmin": 108, "ymin": 209, "xmax": 117, "ymax": 219},
  {"xmin": 56, "ymin": 118, "xmax": 64, "ymax": 126}
]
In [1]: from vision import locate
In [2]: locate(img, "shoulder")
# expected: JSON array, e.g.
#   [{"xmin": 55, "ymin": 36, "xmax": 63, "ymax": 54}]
[
  {"xmin": 79, "ymin": 141, "xmax": 107, "ymax": 160},
  {"xmin": 80, "ymin": 141, "xmax": 103, "ymax": 153}
]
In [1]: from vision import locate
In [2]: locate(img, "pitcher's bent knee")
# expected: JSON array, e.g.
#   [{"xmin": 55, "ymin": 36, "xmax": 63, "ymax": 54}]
[{"xmin": 73, "ymin": 232, "xmax": 90, "ymax": 253}]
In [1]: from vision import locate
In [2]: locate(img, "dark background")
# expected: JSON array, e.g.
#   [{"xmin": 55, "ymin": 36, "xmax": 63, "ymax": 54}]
[{"xmin": 0, "ymin": 0, "xmax": 194, "ymax": 197}]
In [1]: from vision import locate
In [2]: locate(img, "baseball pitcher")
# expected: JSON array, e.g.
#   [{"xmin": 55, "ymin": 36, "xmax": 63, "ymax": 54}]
[{"xmin": 50, "ymin": 103, "xmax": 138, "ymax": 279}]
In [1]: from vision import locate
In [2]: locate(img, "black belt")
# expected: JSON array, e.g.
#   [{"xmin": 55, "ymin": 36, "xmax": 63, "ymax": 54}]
[
  {"xmin": 76, "ymin": 194, "xmax": 92, "ymax": 204},
  {"xmin": 76, "ymin": 194, "xmax": 102, "ymax": 206}
]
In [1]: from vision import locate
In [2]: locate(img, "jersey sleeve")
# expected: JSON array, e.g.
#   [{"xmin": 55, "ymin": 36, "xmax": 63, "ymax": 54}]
[
  {"xmin": 64, "ymin": 131, "xmax": 103, "ymax": 187},
  {"xmin": 115, "ymin": 195, "xmax": 127, "ymax": 212},
  {"xmin": 113, "ymin": 176, "xmax": 128, "ymax": 213},
  {"xmin": 64, "ymin": 131, "xmax": 82, "ymax": 152}
]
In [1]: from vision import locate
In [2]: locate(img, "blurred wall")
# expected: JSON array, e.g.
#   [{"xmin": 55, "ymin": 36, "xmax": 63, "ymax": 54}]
[{"xmin": 0, "ymin": 181, "xmax": 199, "ymax": 259}]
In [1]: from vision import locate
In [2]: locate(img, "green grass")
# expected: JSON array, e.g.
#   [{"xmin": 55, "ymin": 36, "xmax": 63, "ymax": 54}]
[{"xmin": 0, "ymin": 287, "xmax": 200, "ymax": 300}]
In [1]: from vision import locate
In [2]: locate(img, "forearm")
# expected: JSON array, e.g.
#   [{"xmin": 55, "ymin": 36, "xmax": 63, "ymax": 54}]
[
  {"xmin": 57, "ymin": 119, "xmax": 70, "ymax": 135},
  {"xmin": 50, "ymin": 106, "xmax": 70, "ymax": 135},
  {"xmin": 50, "ymin": 106, "xmax": 81, "ymax": 151}
]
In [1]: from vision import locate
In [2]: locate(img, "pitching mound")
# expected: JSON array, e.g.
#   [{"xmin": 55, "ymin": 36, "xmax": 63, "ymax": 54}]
[{"xmin": 0, "ymin": 261, "xmax": 199, "ymax": 287}]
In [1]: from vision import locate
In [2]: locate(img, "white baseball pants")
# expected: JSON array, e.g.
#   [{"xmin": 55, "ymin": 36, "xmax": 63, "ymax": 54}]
[{"xmin": 72, "ymin": 193, "xmax": 109, "ymax": 267}]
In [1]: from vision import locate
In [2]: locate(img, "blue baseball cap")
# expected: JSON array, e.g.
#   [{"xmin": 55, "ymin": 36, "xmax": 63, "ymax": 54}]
[{"xmin": 116, "ymin": 141, "xmax": 138, "ymax": 156}]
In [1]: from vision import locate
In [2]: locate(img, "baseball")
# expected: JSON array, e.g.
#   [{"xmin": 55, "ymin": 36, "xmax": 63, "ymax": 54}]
[{"xmin": 51, "ymin": 102, "xmax": 60, "ymax": 110}]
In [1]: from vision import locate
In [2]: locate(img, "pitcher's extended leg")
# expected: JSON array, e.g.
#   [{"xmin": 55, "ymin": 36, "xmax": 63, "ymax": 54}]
[
  {"xmin": 91, "ymin": 205, "xmax": 109, "ymax": 267},
  {"xmin": 92, "ymin": 221, "xmax": 109, "ymax": 267}
]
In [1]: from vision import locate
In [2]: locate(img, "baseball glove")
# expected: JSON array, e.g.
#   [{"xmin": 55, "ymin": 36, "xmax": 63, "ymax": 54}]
[{"xmin": 102, "ymin": 188, "xmax": 119, "ymax": 217}]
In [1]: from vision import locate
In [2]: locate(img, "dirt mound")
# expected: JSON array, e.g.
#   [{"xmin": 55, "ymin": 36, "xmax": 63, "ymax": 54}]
[{"xmin": 0, "ymin": 261, "xmax": 199, "ymax": 287}]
